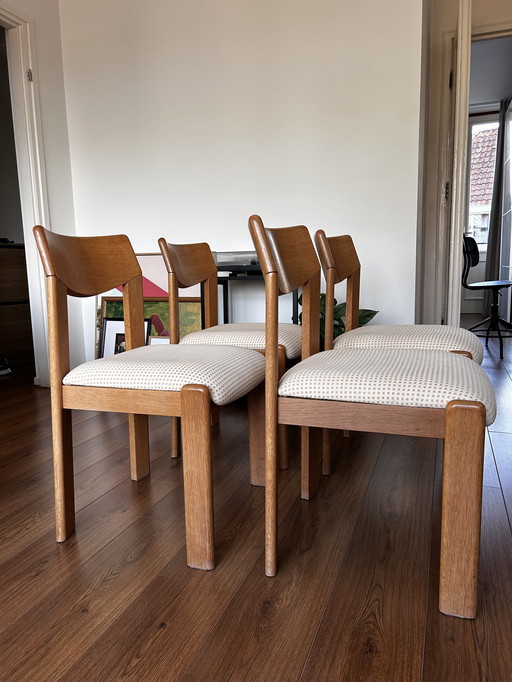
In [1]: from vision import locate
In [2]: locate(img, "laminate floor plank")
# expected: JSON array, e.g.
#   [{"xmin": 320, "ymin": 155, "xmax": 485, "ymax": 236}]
[
  {"xmin": 489, "ymin": 431, "xmax": 512, "ymax": 528},
  {"xmin": 422, "ymin": 483, "xmax": 512, "ymax": 681},
  {"xmin": 176, "ymin": 433, "xmax": 386, "ymax": 682},
  {"xmin": 299, "ymin": 435, "xmax": 436, "ymax": 682},
  {"xmin": 0, "ymin": 514, "xmax": 186, "ymax": 681},
  {"xmin": 0, "ymin": 472, "xmax": 176, "ymax": 634},
  {"xmin": 59, "ymin": 459, "xmax": 282, "ymax": 680},
  {"xmin": 1, "ymin": 335, "xmax": 512, "ymax": 681},
  {"xmin": 0, "ymin": 419, "xmax": 169, "ymax": 518},
  {"xmin": 0, "ymin": 404, "xmax": 256, "ymax": 679},
  {"xmin": 0, "ymin": 423, "xmax": 174, "ymax": 563}
]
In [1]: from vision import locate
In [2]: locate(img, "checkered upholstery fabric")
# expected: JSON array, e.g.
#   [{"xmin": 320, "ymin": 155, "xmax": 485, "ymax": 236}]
[
  {"xmin": 333, "ymin": 324, "xmax": 484, "ymax": 364},
  {"xmin": 278, "ymin": 348, "xmax": 496, "ymax": 425},
  {"xmin": 63, "ymin": 344, "xmax": 265, "ymax": 406},
  {"xmin": 180, "ymin": 322, "xmax": 302, "ymax": 359}
]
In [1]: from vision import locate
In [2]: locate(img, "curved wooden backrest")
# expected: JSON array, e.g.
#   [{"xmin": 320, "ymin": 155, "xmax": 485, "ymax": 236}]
[
  {"xmin": 33, "ymin": 225, "xmax": 146, "ymax": 386},
  {"xmin": 314, "ymin": 231, "xmax": 360, "ymax": 284},
  {"xmin": 314, "ymin": 230, "xmax": 361, "ymax": 345},
  {"xmin": 248, "ymin": 214, "xmax": 320, "ymax": 360},
  {"xmin": 34, "ymin": 226, "xmax": 141, "ymax": 297},
  {"xmin": 248, "ymin": 215, "xmax": 319, "ymax": 295},
  {"xmin": 158, "ymin": 239, "xmax": 217, "ymax": 288},
  {"xmin": 158, "ymin": 238, "xmax": 218, "ymax": 341}
]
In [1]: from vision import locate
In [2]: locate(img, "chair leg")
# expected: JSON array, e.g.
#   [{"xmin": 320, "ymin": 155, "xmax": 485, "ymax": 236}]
[
  {"xmin": 265, "ymin": 399, "xmax": 279, "ymax": 577},
  {"xmin": 301, "ymin": 426, "xmax": 321, "ymax": 500},
  {"xmin": 128, "ymin": 414, "xmax": 150, "ymax": 480},
  {"xmin": 439, "ymin": 401, "xmax": 486, "ymax": 618},
  {"xmin": 52, "ymin": 406, "xmax": 75, "ymax": 541},
  {"xmin": 322, "ymin": 429, "xmax": 332, "ymax": 475},
  {"xmin": 277, "ymin": 345, "xmax": 289, "ymax": 470},
  {"xmin": 211, "ymin": 403, "xmax": 220, "ymax": 426},
  {"xmin": 248, "ymin": 381, "xmax": 265, "ymax": 486},
  {"xmin": 181, "ymin": 385, "xmax": 215, "ymax": 570},
  {"xmin": 170, "ymin": 416, "xmax": 181, "ymax": 458}
]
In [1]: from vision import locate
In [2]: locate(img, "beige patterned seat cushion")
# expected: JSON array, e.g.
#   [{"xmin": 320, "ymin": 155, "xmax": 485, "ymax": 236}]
[
  {"xmin": 180, "ymin": 322, "xmax": 302, "ymax": 359},
  {"xmin": 63, "ymin": 345, "xmax": 265, "ymax": 406},
  {"xmin": 333, "ymin": 324, "xmax": 484, "ymax": 364},
  {"xmin": 278, "ymin": 348, "xmax": 496, "ymax": 425}
]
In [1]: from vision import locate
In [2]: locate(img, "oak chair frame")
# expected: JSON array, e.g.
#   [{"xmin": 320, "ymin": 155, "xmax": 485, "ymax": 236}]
[
  {"xmin": 314, "ymin": 229, "xmax": 476, "ymax": 474},
  {"xmin": 34, "ymin": 226, "xmax": 263, "ymax": 571},
  {"xmin": 158, "ymin": 237, "xmax": 287, "ymax": 477},
  {"xmin": 249, "ymin": 214, "xmax": 487, "ymax": 618}
]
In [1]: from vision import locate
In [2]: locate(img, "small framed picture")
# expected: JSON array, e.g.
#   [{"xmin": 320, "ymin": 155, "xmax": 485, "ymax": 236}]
[
  {"xmin": 100, "ymin": 318, "xmax": 150, "ymax": 358},
  {"xmin": 149, "ymin": 336, "xmax": 171, "ymax": 345}
]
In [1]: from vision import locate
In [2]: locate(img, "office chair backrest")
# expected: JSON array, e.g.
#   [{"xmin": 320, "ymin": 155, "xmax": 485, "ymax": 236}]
[{"xmin": 462, "ymin": 235, "xmax": 480, "ymax": 289}]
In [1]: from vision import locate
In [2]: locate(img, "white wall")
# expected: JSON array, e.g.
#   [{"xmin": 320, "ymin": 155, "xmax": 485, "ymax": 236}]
[
  {"xmin": 60, "ymin": 0, "xmax": 424, "ymax": 343},
  {"xmin": 5, "ymin": 0, "xmax": 74, "ymax": 236}
]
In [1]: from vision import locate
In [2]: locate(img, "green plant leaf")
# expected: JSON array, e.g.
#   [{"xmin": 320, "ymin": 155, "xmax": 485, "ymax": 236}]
[
  {"xmin": 358, "ymin": 309, "xmax": 378, "ymax": 326},
  {"xmin": 298, "ymin": 294, "xmax": 378, "ymax": 343},
  {"xmin": 333, "ymin": 302, "xmax": 346, "ymax": 321}
]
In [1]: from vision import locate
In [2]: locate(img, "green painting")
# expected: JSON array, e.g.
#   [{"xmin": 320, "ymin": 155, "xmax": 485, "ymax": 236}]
[{"xmin": 98, "ymin": 296, "xmax": 202, "ymax": 357}]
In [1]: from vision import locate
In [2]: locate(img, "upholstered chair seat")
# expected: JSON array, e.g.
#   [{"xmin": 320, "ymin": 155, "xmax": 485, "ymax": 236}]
[
  {"xmin": 332, "ymin": 324, "xmax": 484, "ymax": 365},
  {"xmin": 64, "ymin": 344, "xmax": 266, "ymax": 405},
  {"xmin": 278, "ymin": 347, "xmax": 495, "ymax": 424},
  {"xmin": 179, "ymin": 322, "xmax": 302, "ymax": 359}
]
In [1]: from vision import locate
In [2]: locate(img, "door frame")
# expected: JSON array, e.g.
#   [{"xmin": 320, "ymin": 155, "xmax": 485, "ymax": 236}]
[
  {"xmin": 446, "ymin": 6, "xmax": 512, "ymax": 325},
  {"xmin": 0, "ymin": 5, "xmax": 50, "ymax": 385}
]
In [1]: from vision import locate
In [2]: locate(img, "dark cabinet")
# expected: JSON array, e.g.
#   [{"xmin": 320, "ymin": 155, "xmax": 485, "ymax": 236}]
[{"xmin": 0, "ymin": 244, "xmax": 35, "ymax": 374}]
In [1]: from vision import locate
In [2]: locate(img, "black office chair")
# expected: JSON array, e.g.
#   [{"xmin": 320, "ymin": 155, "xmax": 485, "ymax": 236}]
[{"xmin": 462, "ymin": 234, "xmax": 512, "ymax": 358}]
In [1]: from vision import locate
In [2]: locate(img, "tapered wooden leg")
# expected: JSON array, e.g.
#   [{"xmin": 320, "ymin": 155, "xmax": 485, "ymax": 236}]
[
  {"xmin": 439, "ymin": 400, "xmax": 486, "ymax": 618},
  {"xmin": 266, "ymin": 407, "xmax": 278, "ymax": 577},
  {"xmin": 248, "ymin": 381, "xmax": 265, "ymax": 486},
  {"xmin": 128, "ymin": 414, "xmax": 150, "ymax": 480},
  {"xmin": 276, "ymin": 345, "xmax": 289, "ymax": 470},
  {"xmin": 170, "ymin": 416, "xmax": 181, "ymax": 458},
  {"xmin": 211, "ymin": 403, "xmax": 220, "ymax": 426},
  {"xmin": 52, "ymin": 406, "xmax": 75, "ymax": 541},
  {"xmin": 301, "ymin": 426, "xmax": 321, "ymax": 500},
  {"xmin": 322, "ymin": 429, "xmax": 332, "ymax": 475},
  {"xmin": 181, "ymin": 385, "xmax": 215, "ymax": 570}
]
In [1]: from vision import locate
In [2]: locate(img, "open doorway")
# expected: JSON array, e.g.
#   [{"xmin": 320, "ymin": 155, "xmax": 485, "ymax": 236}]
[
  {"xmin": 460, "ymin": 34, "xmax": 512, "ymax": 332},
  {"xmin": 460, "ymin": 116, "xmax": 499, "ymax": 320},
  {"xmin": 0, "ymin": 25, "xmax": 35, "ymax": 377}
]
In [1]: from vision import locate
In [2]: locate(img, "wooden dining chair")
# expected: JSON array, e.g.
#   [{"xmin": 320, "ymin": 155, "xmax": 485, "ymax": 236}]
[
  {"xmin": 314, "ymin": 229, "xmax": 484, "ymax": 361},
  {"xmin": 158, "ymin": 237, "xmax": 302, "ymax": 472},
  {"xmin": 34, "ymin": 225, "xmax": 266, "ymax": 570},
  {"xmin": 248, "ymin": 214, "xmax": 496, "ymax": 618},
  {"xmin": 314, "ymin": 229, "xmax": 485, "ymax": 474}
]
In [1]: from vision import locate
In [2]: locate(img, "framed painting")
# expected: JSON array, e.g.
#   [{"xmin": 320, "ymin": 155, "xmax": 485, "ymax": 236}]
[{"xmin": 97, "ymin": 296, "xmax": 202, "ymax": 357}]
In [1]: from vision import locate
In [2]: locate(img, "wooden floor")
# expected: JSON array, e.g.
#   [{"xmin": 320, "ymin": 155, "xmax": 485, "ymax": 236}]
[{"xmin": 1, "ymin": 332, "xmax": 512, "ymax": 680}]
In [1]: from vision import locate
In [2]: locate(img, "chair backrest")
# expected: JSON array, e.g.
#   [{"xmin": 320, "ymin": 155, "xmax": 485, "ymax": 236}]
[
  {"xmin": 248, "ymin": 214, "xmax": 320, "ymax": 364},
  {"xmin": 314, "ymin": 230, "xmax": 361, "ymax": 349},
  {"xmin": 462, "ymin": 235, "xmax": 480, "ymax": 289},
  {"xmin": 158, "ymin": 239, "xmax": 218, "ymax": 342},
  {"xmin": 33, "ymin": 225, "xmax": 145, "ymax": 386}
]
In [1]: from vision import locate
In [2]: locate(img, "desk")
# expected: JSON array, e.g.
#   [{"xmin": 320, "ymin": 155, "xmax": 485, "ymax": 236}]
[{"xmin": 214, "ymin": 252, "xmax": 299, "ymax": 324}]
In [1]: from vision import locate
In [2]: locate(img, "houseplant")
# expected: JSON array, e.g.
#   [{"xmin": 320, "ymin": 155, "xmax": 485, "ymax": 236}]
[{"xmin": 299, "ymin": 293, "xmax": 378, "ymax": 348}]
